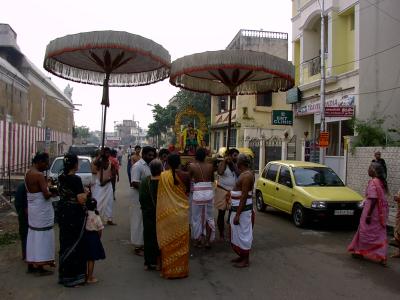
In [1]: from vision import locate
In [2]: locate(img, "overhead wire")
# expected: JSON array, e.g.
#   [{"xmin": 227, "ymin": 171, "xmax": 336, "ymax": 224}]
[
  {"xmin": 296, "ymin": 0, "xmax": 400, "ymax": 109},
  {"xmin": 364, "ymin": 0, "xmax": 400, "ymax": 24}
]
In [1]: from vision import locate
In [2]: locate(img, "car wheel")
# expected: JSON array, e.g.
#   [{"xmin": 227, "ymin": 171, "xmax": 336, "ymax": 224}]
[
  {"xmin": 255, "ymin": 191, "xmax": 266, "ymax": 212},
  {"xmin": 292, "ymin": 203, "xmax": 307, "ymax": 227}
]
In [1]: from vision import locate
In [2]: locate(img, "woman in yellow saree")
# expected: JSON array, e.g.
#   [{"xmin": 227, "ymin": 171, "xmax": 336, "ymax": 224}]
[{"xmin": 156, "ymin": 154, "xmax": 190, "ymax": 279}]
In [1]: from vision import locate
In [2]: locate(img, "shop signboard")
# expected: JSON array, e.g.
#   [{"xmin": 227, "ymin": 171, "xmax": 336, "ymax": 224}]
[
  {"xmin": 272, "ymin": 110, "xmax": 293, "ymax": 125},
  {"xmin": 319, "ymin": 131, "xmax": 329, "ymax": 148},
  {"xmin": 295, "ymin": 94, "xmax": 355, "ymax": 116},
  {"xmin": 286, "ymin": 87, "xmax": 300, "ymax": 104},
  {"xmin": 325, "ymin": 106, "xmax": 354, "ymax": 117}
]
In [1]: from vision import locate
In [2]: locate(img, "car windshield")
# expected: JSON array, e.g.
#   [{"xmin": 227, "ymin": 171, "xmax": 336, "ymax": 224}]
[
  {"xmin": 50, "ymin": 158, "xmax": 91, "ymax": 175},
  {"xmin": 292, "ymin": 167, "xmax": 344, "ymax": 187},
  {"xmin": 68, "ymin": 146, "xmax": 98, "ymax": 156}
]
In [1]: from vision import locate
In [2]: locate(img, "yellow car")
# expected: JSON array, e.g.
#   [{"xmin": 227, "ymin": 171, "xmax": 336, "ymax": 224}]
[{"xmin": 255, "ymin": 161, "xmax": 364, "ymax": 227}]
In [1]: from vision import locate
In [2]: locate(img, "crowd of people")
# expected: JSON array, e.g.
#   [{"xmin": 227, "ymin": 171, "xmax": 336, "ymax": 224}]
[
  {"xmin": 15, "ymin": 149, "xmax": 118, "ymax": 286},
  {"xmin": 12, "ymin": 146, "xmax": 400, "ymax": 286},
  {"xmin": 127, "ymin": 145, "xmax": 255, "ymax": 278}
]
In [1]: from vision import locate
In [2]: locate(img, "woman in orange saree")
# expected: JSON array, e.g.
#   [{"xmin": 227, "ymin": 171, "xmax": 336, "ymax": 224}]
[{"xmin": 156, "ymin": 154, "xmax": 190, "ymax": 279}]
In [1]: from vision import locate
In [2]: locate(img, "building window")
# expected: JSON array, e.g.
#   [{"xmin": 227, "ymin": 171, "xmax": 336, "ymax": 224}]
[
  {"xmin": 229, "ymin": 128, "xmax": 237, "ymax": 147},
  {"xmin": 256, "ymin": 92, "xmax": 272, "ymax": 107},
  {"xmin": 218, "ymin": 96, "xmax": 227, "ymax": 113}
]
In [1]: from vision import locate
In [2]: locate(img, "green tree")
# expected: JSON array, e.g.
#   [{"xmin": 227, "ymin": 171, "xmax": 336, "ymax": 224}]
[
  {"xmin": 352, "ymin": 116, "xmax": 388, "ymax": 147},
  {"xmin": 73, "ymin": 125, "xmax": 90, "ymax": 139},
  {"xmin": 173, "ymin": 90, "xmax": 211, "ymax": 120},
  {"xmin": 146, "ymin": 89, "xmax": 211, "ymax": 145}
]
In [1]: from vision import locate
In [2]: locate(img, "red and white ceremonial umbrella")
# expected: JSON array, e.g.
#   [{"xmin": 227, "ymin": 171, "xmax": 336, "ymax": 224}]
[
  {"xmin": 44, "ymin": 30, "xmax": 171, "ymax": 148},
  {"xmin": 170, "ymin": 50, "xmax": 294, "ymax": 148}
]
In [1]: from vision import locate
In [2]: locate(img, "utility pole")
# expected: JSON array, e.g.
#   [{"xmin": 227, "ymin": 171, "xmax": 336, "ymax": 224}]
[
  {"xmin": 319, "ymin": 0, "xmax": 326, "ymax": 164},
  {"xmin": 136, "ymin": 121, "xmax": 140, "ymax": 145}
]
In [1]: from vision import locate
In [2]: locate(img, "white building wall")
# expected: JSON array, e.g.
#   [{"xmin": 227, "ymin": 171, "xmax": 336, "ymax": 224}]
[{"xmin": 358, "ymin": 0, "xmax": 400, "ymax": 126}]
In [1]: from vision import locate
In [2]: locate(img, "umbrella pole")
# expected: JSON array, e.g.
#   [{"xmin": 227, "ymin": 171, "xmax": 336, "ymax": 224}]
[
  {"xmin": 227, "ymin": 90, "xmax": 235, "ymax": 151},
  {"xmin": 101, "ymin": 73, "xmax": 110, "ymax": 149},
  {"xmin": 101, "ymin": 105, "xmax": 107, "ymax": 149}
]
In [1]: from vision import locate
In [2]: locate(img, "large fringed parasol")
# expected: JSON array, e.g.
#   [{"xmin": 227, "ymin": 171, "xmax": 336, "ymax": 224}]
[
  {"xmin": 170, "ymin": 50, "xmax": 294, "ymax": 149},
  {"xmin": 44, "ymin": 30, "xmax": 171, "ymax": 148}
]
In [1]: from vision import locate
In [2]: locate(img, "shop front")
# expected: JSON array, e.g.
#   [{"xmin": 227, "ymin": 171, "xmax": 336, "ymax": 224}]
[{"xmin": 294, "ymin": 92, "xmax": 355, "ymax": 180}]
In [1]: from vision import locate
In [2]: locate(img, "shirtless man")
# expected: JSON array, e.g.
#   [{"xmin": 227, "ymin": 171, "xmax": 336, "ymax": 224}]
[
  {"xmin": 131, "ymin": 145, "xmax": 142, "ymax": 166},
  {"xmin": 229, "ymin": 154, "xmax": 255, "ymax": 268},
  {"xmin": 25, "ymin": 152, "xmax": 57, "ymax": 275},
  {"xmin": 189, "ymin": 148, "xmax": 215, "ymax": 248}
]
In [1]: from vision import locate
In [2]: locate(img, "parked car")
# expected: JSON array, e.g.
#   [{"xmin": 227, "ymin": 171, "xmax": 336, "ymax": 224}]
[
  {"xmin": 216, "ymin": 147, "xmax": 254, "ymax": 158},
  {"xmin": 48, "ymin": 155, "xmax": 93, "ymax": 223},
  {"xmin": 68, "ymin": 144, "xmax": 99, "ymax": 157},
  {"xmin": 255, "ymin": 160, "xmax": 364, "ymax": 227},
  {"xmin": 48, "ymin": 155, "xmax": 93, "ymax": 187}
]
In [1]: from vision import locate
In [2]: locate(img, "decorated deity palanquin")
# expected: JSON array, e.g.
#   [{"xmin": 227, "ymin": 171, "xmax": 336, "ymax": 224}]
[{"xmin": 174, "ymin": 106, "xmax": 207, "ymax": 153}]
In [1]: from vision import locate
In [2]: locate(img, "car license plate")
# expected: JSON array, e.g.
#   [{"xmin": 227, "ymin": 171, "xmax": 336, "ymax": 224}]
[{"xmin": 334, "ymin": 209, "xmax": 354, "ymax": 216}]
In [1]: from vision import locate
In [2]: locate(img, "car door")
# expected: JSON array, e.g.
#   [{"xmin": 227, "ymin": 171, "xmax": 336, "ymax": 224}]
[
  {"xmin": 77, "ymin": 158, "xmax": 92, "ymax": 186},
  {"xmin": 260, "ymin": 163, "xmax": 280, "ymax": 207},
  {"xmin": 275, "ymin": 165, "xmax": 294, "ymax": 213}
]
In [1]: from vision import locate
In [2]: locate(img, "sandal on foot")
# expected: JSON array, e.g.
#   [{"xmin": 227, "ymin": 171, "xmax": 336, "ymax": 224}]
[
  {"xmin": 230, "ymin": 257, "xmax": 242, "ymax": 263},
  {"xmin": 35, "ymin": 269, "xmax": 54, "ymax": 276},
  {"xmin": 87, "ymin": 278, "xmax": 99, "ymax": 284},
  {"xmin": 233, "ymin": 262, "xmax": 249, "ymax": 268}
]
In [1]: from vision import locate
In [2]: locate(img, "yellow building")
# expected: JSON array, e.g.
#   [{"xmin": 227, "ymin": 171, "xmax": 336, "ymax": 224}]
[
  {"xmin": 210, "ymin": 30, "xmax": 294, "ymax": 171},
  {"xmin": 291, "ymin": 0, "xmax": 400, "ymax": 180}
]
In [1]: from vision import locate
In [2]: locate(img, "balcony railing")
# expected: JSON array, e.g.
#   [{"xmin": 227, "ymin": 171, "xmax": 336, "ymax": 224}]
[
  {"xmin": 227, "ymin": 29, "xmax": 288, "ymax": 50},
  {"xmin": 299, "ymin": 54, "xmax": 328, "ymax": 85},
  {"xmin": 308, "ymin": 56, "xmax": 321, "ymax": 77}
]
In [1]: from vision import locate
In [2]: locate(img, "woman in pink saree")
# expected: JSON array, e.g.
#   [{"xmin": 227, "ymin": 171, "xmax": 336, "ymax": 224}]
[{"xmin": 348, "ymin": 162, "xmax": 389, "ymax": 265}]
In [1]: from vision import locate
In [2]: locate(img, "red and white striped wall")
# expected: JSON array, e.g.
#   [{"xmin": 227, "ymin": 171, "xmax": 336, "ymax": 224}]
[{"xmin": 0, "ymin": 120, "xmax": 72, "ymax": 175}]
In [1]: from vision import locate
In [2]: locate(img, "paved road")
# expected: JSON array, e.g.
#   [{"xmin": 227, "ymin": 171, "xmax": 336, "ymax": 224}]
[{"xmin": 1, "ymin": 159, "xmax": 400, "ymax": 300}]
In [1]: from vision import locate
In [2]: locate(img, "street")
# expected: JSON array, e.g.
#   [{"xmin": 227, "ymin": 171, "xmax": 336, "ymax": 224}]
[{"xmin": 1, "ymin": 160, "xmax": 400, "ymax": 300}]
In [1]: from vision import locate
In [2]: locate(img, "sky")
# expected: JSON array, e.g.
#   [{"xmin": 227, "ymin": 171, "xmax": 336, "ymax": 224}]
[{"xmin": 3, "ymin": 0, "xmax": 292, "ymax": 132}]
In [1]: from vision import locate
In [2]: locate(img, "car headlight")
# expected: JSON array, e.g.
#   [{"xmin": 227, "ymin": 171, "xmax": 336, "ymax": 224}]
[{"xmin": 311, "ymin": 201, "xmax": 327, "ymax": 209}]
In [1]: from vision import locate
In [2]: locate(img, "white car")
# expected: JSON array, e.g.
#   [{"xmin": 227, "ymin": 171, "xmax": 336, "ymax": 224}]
[{"xmin": 48, "ymin": 155, "xmax": 93, "ymax": 187}]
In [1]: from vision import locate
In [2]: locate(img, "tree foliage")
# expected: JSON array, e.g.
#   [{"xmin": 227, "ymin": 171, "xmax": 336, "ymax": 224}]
[
  {"xmin": 73, "ymin": 126, "xmax": 90, "ymax": 139},
  {"xmin": 146, "ymin": 90, "xmax": 211, "ymax": 144},
  {"xmin": 173, "ymin": 90, "xmax": 211, "ymax": 120},
  {"xmin": 352, "ymin": 117, "xmax": 388, "ymax": 147}
]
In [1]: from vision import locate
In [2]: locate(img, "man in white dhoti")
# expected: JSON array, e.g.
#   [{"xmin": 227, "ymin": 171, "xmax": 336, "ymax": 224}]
[
  {"xmin": 92, "ymin": 148, "xmax": 115, "ymax": 225},
  {"xmin": 215, "ymin": 148, "xmax": 239, "ymax": 240},
  {"xmin": 131, "ymin": 146, "xmax": 156, "ymax": 256},
  {"xmin": 25, "ymin": 152, "xmax": 56, "ymax": 275},
  {"xmin": 189, "ymin": 148, "xmax": 215, "ymax": 248},
  {"xmin": 229, "ymin": 154, "xmax": 255, "ymax": 268}
]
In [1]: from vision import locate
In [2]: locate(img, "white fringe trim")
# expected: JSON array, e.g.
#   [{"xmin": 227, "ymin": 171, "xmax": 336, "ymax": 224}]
[
  {"xmin": 170, "ymin": 50, "xmax": 294, "ymax": 95},
  {"xmin": 44, "ymin": 30, "xmax": 171, "ymax": 86}
]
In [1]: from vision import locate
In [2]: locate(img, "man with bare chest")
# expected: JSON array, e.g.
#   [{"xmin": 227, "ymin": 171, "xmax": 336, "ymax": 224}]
[
  {"xmin": 25, "ymin": 152, "xmax": 56, "ymax": 275},
  {"xmin": 189, "ymin": 148, "xmax": 215, "ymax": 247},
  {"xmin": 229, "ymin": 154, "xmax": 255, "ymax": 268}
]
